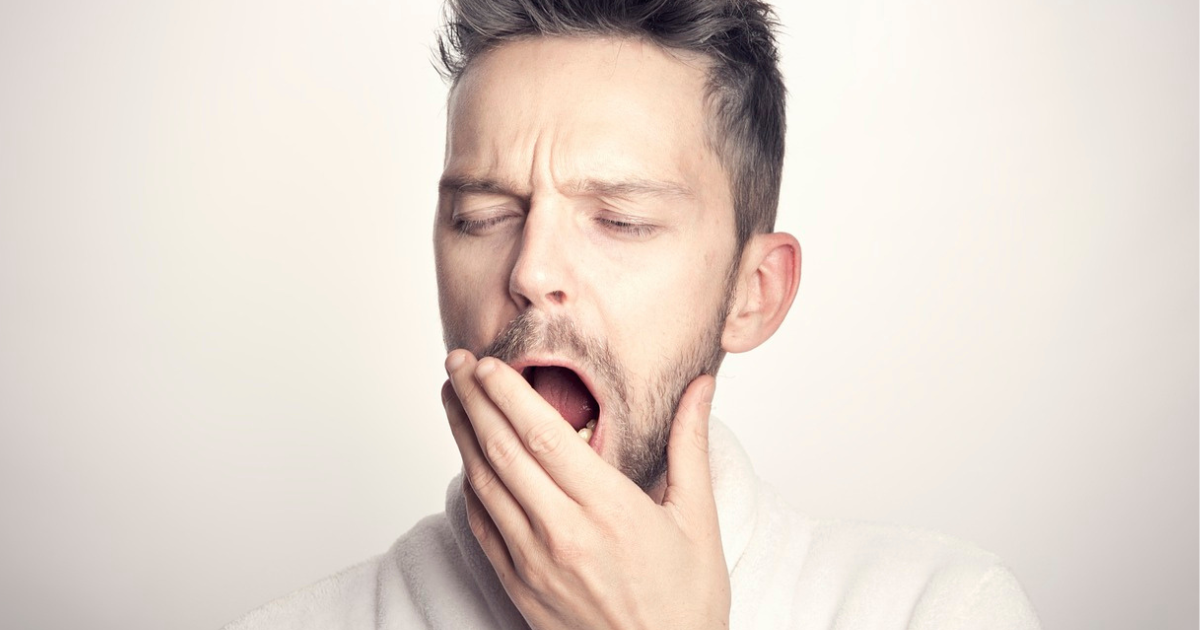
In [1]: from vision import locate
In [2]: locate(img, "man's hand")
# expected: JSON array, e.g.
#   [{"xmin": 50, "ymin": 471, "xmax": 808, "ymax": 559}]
[{"xmin": 442, "ymin": 350, "xmax": 731, "ymax": 630}]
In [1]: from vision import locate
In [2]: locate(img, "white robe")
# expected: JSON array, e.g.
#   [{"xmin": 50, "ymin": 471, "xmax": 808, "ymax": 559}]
[{"xmin": 224, "ymin": 420, "xmax": 1041, "ymax": 629}]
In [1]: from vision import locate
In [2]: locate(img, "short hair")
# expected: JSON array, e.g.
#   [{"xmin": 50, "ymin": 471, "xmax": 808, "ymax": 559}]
[{"xmin": 435, "ymin": 0, "xmax": 786, "ymax": 248}]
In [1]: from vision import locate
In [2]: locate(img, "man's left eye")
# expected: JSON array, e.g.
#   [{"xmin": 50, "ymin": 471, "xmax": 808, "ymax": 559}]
[{"xmin": 596, "ymin": 217, "xmax": 657, "ymax": 237}]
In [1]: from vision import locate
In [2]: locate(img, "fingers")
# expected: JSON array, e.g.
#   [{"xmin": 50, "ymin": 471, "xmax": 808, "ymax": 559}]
[
  {"xmin": 445, "ymin": 351, "xmax": 575, "ymax": 526},
  {"xmin": 661, "ymin": 375, "xmax": 718, "ymax": 526},
  {"xmin": 472, "ymin": 356, "xmax": 613, "ymax": 502},
  {"xmin": 462, "ymin": 480, "xmax": 522, "ymax": 584},
  {"xmin": 443, "ymin": 378, "xmax": 533, "ymax": 543}
]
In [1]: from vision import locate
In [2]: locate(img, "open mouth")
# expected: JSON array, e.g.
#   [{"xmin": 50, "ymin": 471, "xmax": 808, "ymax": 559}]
[{"xmin": 521, "ymin": 366, "xmax": 601, "ymax": 443}]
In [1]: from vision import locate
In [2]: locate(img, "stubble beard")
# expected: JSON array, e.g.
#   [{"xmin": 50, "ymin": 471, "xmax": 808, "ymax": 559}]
[{"xmin": 452, "ymin": 305, "xmax": 728, "ymax": 494}]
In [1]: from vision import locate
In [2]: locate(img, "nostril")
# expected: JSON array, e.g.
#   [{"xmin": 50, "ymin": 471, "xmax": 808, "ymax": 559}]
[{"xmin": 547, "ymin": 290, "xmax": 566, "ymax": 304}]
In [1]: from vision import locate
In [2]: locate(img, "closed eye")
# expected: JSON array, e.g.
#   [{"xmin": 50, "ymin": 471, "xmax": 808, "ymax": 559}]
[
  {"xmin": 453, "ymin": 213, "xmax": 520, "ymax": 235},
  {"xmin": 596, "ymin": 216, "xmax": 657, "ymax": 237}
]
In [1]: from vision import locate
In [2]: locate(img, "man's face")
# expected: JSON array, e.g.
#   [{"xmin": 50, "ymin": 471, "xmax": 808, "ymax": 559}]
[{"xmin": 435, "ymin": 36, "xmax": 738, "ymax": 492}]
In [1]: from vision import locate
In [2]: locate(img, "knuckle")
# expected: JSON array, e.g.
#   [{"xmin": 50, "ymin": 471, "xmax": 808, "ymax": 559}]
[
  {"xmin": 525, "ymin": 422, "xmax": 564, "ymax": 457},
  {"xmin": 445, "ymin": 404, "xmax": 468, "ymax": 431},
  {"xmin": 544, "ymin": 531, "xmax": 584, "ymax": 565},
  {"xmin": 690, "ymin": 425, "xmax": 710, "ymax": 452},
  {"xmin": 460, "ymin": 384, "xmax": 488, "ymax": 411},
  {"xmin": 490, "ymin": 386, "xmax": 518, "ymax": 412},
  {"xmin": 515, "ymin": 557, "xmax": 547, "ymax": 589},
  {"xmin": 465, "ymin": 461, "xmax": 498, "ymax": 493},
  {"xmin": 483, "ymin": 431, "xmax": 523, "ymax": 472},
  {"xmin": 465, "ymin": 505, "xmax": 491, "ymax": 543},
  {"xmin": 592, "ymin": 499, "xmax": 625, "ymax": 527}
]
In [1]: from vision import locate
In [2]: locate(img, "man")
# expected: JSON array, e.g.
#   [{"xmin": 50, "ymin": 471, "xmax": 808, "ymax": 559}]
[{"xmin": 227, "ymin": 0, "xmax": 1040, "ymax": 628}]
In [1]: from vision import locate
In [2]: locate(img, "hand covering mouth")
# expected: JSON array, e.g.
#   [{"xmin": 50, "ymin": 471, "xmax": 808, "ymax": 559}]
[{"xmin": 522, "ymin": 366, "xmax": 600, "ymax": 432}]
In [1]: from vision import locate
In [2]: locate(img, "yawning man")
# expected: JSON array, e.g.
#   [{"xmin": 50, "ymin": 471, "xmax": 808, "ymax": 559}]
[{"xmin": 226, "ymin": 0, "xmax": 1041, "ymax": 627}]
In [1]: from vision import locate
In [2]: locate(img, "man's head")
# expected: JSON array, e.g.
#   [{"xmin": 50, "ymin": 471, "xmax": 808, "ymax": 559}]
[
  {"xmin": 435, "ymin": 0, "xmax": 787, "ymax": 249},
  {"xmin": 433, "ymin": 1, "xmax": 799, "ymax": 494}
]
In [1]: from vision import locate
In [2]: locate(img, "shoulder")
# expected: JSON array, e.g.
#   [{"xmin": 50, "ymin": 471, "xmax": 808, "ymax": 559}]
[
  {"xmin": 221, "ymin": 513, "xmax": 456, "ymax": 630},
  {"xmin": 804, "ymin": 517, "xmax": 1004, "ymax": 574},
  {"xmin": 795, "ymin": 516, "xmax": 1041, "ymax": 629},
  {"xmin": 220, "ymin": 556, "xmax": 383, "ymax": 630}
]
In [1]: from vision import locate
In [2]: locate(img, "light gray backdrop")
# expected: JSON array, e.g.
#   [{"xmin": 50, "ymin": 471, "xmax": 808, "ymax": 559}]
[{"xmin": 0, "ymin": 1, "xmax": 1195, "ymax": 629}]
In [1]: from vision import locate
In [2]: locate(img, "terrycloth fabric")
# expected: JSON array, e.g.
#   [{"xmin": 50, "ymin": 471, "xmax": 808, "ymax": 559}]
[{"xmin": 224, "ymin": 420, "xmax": 1041, "ymax": 629}]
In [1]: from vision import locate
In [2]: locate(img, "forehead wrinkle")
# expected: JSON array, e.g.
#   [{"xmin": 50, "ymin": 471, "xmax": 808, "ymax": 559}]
[
  {"xmin": 563, "ymin": 177, "xmax": 695, "ymax": 202},
  {"xmin": 535, "ymin": 120, "xmax": 696, "ymax": 204},
  {"xmin": 445, "ymin": 40, "xmax": 713, "ymax": 211},
  {"xmin": 531, "ymin": 122, "xmax": 560, "ymax": 205}
]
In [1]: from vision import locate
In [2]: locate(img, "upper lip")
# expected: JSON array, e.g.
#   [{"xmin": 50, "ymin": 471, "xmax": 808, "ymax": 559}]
[{"xmin": 507, "ymin": 355, "xmax": 605, "ymax": 421}]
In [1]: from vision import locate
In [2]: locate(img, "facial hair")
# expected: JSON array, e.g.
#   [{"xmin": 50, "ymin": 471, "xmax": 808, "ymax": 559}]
[{"xmin": 469, "ymin": 308, "xmax": 727, "ymax": 493}]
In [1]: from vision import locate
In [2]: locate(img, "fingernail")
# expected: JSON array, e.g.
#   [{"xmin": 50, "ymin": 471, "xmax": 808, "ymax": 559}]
[
  {"xmin": 475, "ymin": 358, "xmax": 496, "ymax": 377},
  {"xmin": 445, "ymin": 351, "xmax": 465, "ymax": 372},
  {"xmin": 703, "ymin": 381, "xmax": 716, "ymax": 403}
]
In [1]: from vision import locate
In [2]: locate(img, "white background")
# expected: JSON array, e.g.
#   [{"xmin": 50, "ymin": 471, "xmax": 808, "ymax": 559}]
[{"xmin": 0, "ymin": 1, "xmax": 1195, "ymax": 629}]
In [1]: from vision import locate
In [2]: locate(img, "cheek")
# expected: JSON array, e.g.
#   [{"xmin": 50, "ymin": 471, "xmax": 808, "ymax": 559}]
[
  {"xmin": 435, "ymin": 235, "xmax": 519, "ymax": 348},
  {"xmin": 604, "ymin": 248, "xmax": 729, "ymax": 365}
]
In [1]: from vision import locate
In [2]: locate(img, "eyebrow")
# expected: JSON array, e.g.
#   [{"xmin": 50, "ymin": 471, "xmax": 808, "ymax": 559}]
[
  {"xmin": 438, "ymin": 175, "xmax": 694, "ymax": 202},
  {"xmin": 438, "ymin": 175, "xmax": 520, "ymax": 197}
]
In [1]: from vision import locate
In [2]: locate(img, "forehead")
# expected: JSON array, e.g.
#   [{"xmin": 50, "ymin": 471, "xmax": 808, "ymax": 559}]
[{"xmin": 444, "ymin": 36, "xmax": 726, "ymax": 201}]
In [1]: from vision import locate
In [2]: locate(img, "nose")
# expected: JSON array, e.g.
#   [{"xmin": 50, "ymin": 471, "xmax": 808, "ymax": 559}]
[{"xmin": 508, "ymin": 204, "xmax": 573, "ymax": 311}]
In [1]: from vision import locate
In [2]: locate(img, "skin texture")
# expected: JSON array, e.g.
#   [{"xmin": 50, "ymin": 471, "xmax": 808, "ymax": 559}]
[{"xmin": 434, "ymin": 36, "xmax": 802, "ymax": 629}]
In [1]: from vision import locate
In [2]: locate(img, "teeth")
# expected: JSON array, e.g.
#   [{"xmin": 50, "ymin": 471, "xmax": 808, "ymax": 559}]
[{"xmin": 577, "ymin": 420, "xmax": 597, "ymax": 441}]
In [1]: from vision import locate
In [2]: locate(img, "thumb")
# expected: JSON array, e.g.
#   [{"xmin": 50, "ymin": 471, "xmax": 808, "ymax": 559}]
[{"xmin": 662, "ymin": 374, "xmax": 717, "ymax": 521}]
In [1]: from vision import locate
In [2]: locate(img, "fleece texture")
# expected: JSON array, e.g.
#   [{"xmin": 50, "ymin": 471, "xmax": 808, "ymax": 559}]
[{"xmin": 224, "ymin": 419, "xmax": 1040, "ymax": 629}]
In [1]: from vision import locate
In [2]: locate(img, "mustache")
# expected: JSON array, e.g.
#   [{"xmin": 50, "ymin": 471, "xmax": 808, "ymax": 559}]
[{"xmin": 480, "ymin": 311, "xmax": 627, "ymax": 404}]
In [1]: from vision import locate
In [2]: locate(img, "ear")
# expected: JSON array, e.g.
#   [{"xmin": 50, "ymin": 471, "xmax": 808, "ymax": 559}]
[{"xmin": 721, "ymin": 232, "xmax": 801, "ymax": 354}]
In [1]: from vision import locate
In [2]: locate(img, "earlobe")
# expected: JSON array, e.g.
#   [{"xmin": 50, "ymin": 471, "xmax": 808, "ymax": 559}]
[{"xmin": 721, "ymin": 232, "xmax": 801, "ymax": 354}]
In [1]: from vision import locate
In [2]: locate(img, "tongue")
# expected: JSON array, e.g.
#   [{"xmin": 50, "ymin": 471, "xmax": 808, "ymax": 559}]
[{"xmin": 530, "ymin": 367, "xmax": 598, "ymax": 431}]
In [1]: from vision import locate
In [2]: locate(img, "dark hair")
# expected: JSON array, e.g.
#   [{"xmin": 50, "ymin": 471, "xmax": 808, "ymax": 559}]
[{"xmin": 435, "ymin": 0, "xmax": 786, "ymax": 247}]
